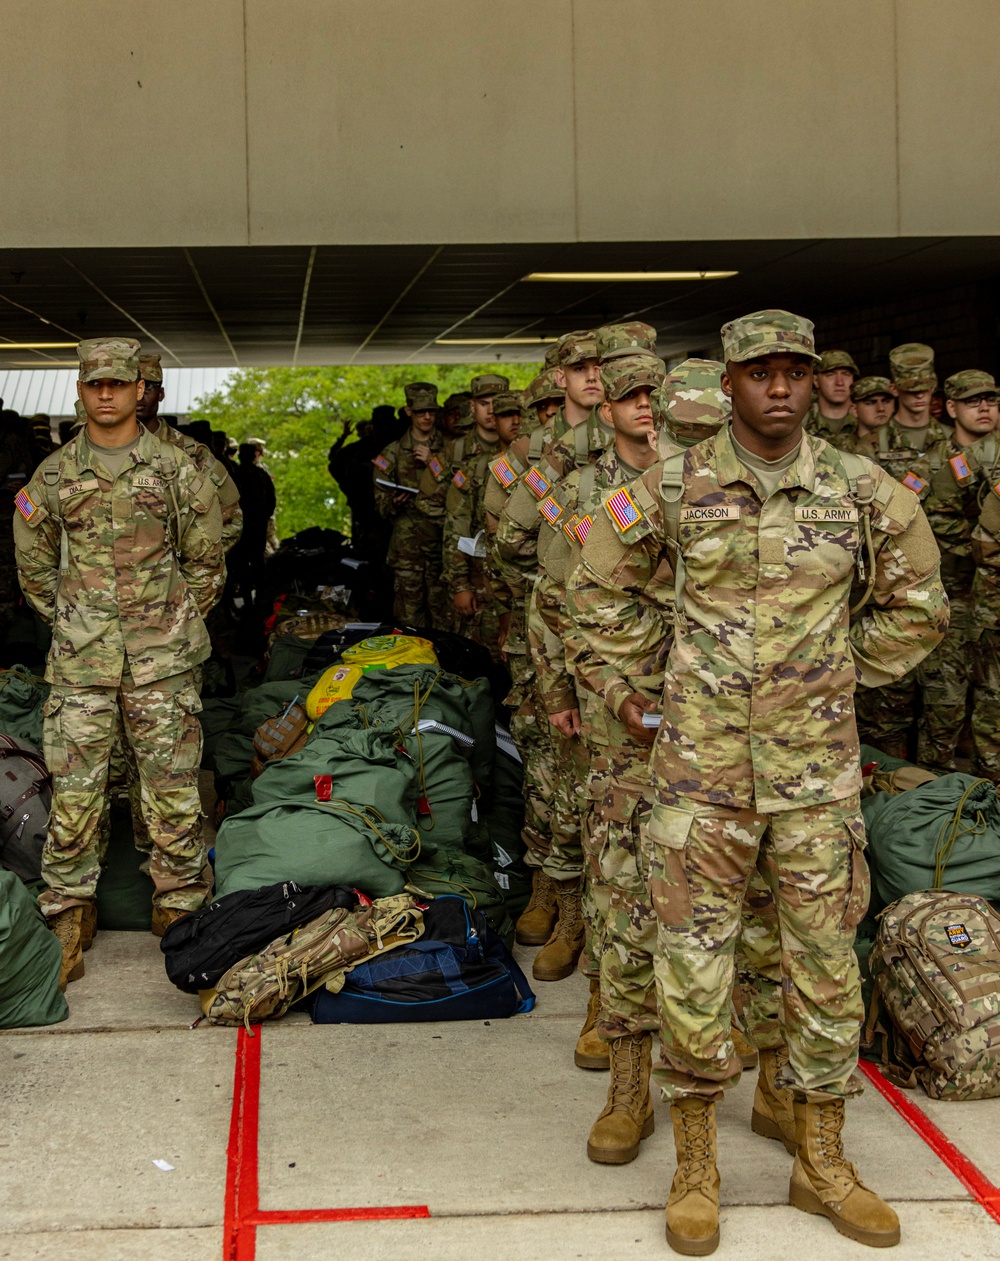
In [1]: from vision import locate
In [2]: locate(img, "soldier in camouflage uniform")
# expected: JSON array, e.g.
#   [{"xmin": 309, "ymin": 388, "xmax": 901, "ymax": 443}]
[
  {"xmin": 441, "ymin": 388, "xmax": 519, "ymax": 659},
  {"xmin": 804, "ymin": 349, "xmax": 858, "ymax": 446},
  {"xmin": 13, "ymin": 337, "xmax": 225, "ymax": 990},
  {"xmin": 373, "ymin": 382, "xmax": 448, "ymax": 628},
  {"xmin": 0, "ymin": 412, "xmax": 36, "ymax": 649},
  {"xmin": 521, "ymin": 368, "xmax": 564, "ymax": 435},
  {"xmin": 839, "ymin": 376, "xmax": 896, "ymax": 459},
  {"xmin": 570, "ymin": 311, "xmax": 946, "ymax": 1254}
]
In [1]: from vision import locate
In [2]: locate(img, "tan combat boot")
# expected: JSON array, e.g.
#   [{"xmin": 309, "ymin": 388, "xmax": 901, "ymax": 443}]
[
  {"xmin": 750, "ymin": 1045, "xmax": 797, "ymax": 1155},
  {"xmin": 665, "ymin": 1096, "xmax": 721, "ymax": 1256},
  {"xmin": 731, "ymin": 1026, "xmax": 758, "ymax": 1069},
  {"xmin": 151, "ymin": 906, "xmax": 190, "ymax": 939},
  {"xmin": 80, "ymin": 901, "xmax": 98, "ymax": 953},
  {"xmin": 50, "ymin": 906, "xmax": 86, "ymax": 991},
  {"xmin": 514, "ymin": 869, "xmax": 558, "ymax": 945},
  {"xmin": 587, "ymin": 1032, "xmax": 654, "ymax": 1163},
  {"xmin": 531, "ymin": 876, "xmax": 584, "ymax": 981},
  {"xmin": 789, "ymin": 1097, "xmax": 900, "ymax": 1247},
  {"xmin": 575, "ymin": 979, "xmax": 610, "ymax": 1069}
]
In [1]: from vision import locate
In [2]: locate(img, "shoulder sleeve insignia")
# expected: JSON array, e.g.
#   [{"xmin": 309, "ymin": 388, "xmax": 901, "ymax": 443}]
[
  {"xmin": 562, "ymin": 513, "xmax": 580, "ymax": 542},
  {"xmin": 605, "ymin": 485, "xmax": 643, "ymax": 533},
  {"xmin": 538, "ymin": 495, "xmax": 564, "ymax": 525},
  {"xmin": 452, "ymin": 469, "xmax": 466, "ymax": 488},
  {"xmin": 491, "ymin": 457, "xmax": 518, "ymax": 488},
  {"xmin": 573, "ymin": 514, "xmax": 594, "ymax": 545},
  {"xmin": 902, "ymin": 471, "xmax": 928, "ymax": 495},
  {"xmin": 373, "ymin": 454, "xmax": 390, "ymax": 471},
  {"xmin": 428, "ymin": 456, "xmax": 443, "ymax": 478},
  {"xmin": 523, "ymin": 467, "xmax": 551, "ymax": 500},
  {"xmin": 949, "ymin": 453, "xmax": 974, "ymax": 486},
  {"xmin": 15, "ymin": 488, "xmax": 39, "ymax": 522}
]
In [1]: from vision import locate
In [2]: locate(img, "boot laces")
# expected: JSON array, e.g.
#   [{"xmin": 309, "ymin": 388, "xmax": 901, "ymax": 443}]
[
  {"xmin": 677, "ymin": 1104, "xmax": 714, "ymax": 1182},
  {"xmin": 525, "ymin": 871, "xmax": 554, "ymax": 914},
  {"xmin": 815, "ymin": 1099, "xmax": 848, "ymax": 1171},
  {"xmin": 52, "ymin": 909, "xmax": 81, "ymax": 946},
  {"xmin": 553, "ymin": 881, "xmax": 582, "ymax": 938},
  {"xmin": 609, "ymin": 1036, "xmax": 644, "ymax": 1110}
]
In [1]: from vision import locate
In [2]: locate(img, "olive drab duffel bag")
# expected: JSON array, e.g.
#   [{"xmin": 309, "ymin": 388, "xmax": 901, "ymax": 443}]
[{"xmin": 867, "ymin": 889, "xmax": 1000, "ymax": 1100}]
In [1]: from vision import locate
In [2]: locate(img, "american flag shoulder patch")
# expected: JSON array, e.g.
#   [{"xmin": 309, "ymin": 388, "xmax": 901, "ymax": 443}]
[
  {"xmin": 605, "ymin": 486, "xmax": 642, "ymax": 533},
  {"xmin": 491, "ymin": 457, "xmax": 517, "ymax": 488},
  {"xmin": 373, "ymin": 454, "xmax": 390, "ymax": 471},
  {"xmin": 523, "ymin": 467, "xmax": 550, "ymax": 500},
  {"xmin": 562, "ymin": 513, "xmax": 580, "ymax": 541},
  {"xmin": 15, "ymin": 488, "xmax": 39, "ymax": 522},
  {"xmin": 428, "ymin": 456, "xmax": 443, "ymax": 478},
  {"xmin": 452, "ymin": 469, "xmax": 467, "ymax": 488},
  {"xmin": 539, "ymin": 495, "xmax": 563, "ymax": 525},
  {"xmin": 574, "ymin": 514, "xmax": 594, "ymax": 545},
  {"xmin": 902, "ymin": 471, "xmax": 927, "ymax": 495},
  {"xmin": 949, "ymin": 453, "xmax": 973, "ymax": 485}
]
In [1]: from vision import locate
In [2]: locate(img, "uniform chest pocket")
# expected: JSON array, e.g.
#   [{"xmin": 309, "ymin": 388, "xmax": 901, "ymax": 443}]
[
  {"xmin": 784, "ymin": 506, "xmax": 859, "ymax": 582},
  {"xmin": 58, "ymin": 479, "xmax": 102, "ymax": 530},
  {"xmin": 678, "ymin": 513, "xmax": 751, "ymax": 585}
]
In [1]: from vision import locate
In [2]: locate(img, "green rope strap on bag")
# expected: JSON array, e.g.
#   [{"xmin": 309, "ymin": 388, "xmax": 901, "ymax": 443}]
[{"xmin": 934, "ymin": 778, "xmax": 994, "ymax": 890}]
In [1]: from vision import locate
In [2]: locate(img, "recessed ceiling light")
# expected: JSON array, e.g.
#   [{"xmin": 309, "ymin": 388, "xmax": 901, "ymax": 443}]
[
  {"xmin": 435, "ymin": 337, "xmax": 560, "ymax": 345},
  {"xmin": 523, "ymin": 271, "xmax": 738, "ymax": 282},
  {"xmin": 0, "ymin": 341, "xmax": 78, "ymax": 349}
]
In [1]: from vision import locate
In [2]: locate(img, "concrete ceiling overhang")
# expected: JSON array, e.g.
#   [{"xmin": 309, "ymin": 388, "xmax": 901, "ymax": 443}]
[{"xmin": 0, "ymin": 237, "xmax": 997, "ymax": 369}]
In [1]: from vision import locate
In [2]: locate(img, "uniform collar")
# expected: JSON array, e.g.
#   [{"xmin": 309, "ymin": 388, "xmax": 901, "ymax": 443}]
[
  {"xmin": 72, "ymin": 423, "xmax": 160, "ymax": 477},
  {"xmin": 715, "ymin": 423, "xmax": 818, "ymax": 494}
]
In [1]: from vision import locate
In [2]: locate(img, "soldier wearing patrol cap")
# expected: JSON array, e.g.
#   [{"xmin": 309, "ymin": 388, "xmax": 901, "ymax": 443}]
[
  {"xmin": 13, "ymin": 337, "xmax": 226, "ymax": 989},
  {"xmin": 886, "ymin": 342, "xmax": 946, "ymax": 449},
  {"xmin": 568, "ymin": 309, "xmax": 946, "ymax": 1254},
  {"xmin": 521, "ymin": 368, "xmax": 564, "ymax": 434},
  {"xmin": 373, "ymin": 382, "xmax": 449, "ymax": 627},
  {"xmin": 804, "ymin": 349, "xmax": 859, "ymax": 447},
  {"xmin": 842, "ymin": 376, "xmax": 896, "ymax": 459}
]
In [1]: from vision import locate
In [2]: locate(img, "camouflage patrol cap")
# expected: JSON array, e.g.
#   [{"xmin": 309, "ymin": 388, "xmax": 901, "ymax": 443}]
[
  {"xmin": 595, "ymin": 321, "xmax": 658, "ymax": 362},
  {"xmin": 851, "ymin": 375, "xmax": 894, "ymax": 402},
  {"xmin": 556, "ymin": 329, "xmax": 599, "ymax": 366},
  {"xmin": 543, "ymin": 342, "xmax": 561, "ymax": 369},
  {"xmin": 442, "ymin": 392, "xmax": 472, "ymax": 411},
  {"xmin": 889, "ymin": 342, "xmax": 936, "ymax": 392},
  {"xmin": 599, "ymin": 353, "xmax": 666, "ymax": 402},
  {"xmin": 720, "ymin": 310, "xmax": 821, "ymax": 365},
  {"xmin": 404, "ymin": 381, "xmax": 440, "ymax": 410},
  {"xmin": 523, "ymin": 368, "xmax": 565, "ymax": 409},
  {"xmin": 657, "ymin": 358, "xmax": 730, "ymax": 446},
  {"xmin": 470, "ymin": 373, "xmax": 509, "ymax": 398},
  {"xmin": 944, "ymin": 369, "xmax": 998, "ymax": 401},
  {"xmin": 246, "ymin": 435, "xmax": 267, "ymax": 448},
  {"xmin": 138, "ymin": 352, "xmax": 163, "ymax": 384},
  {"xmin": 491, "ymin": 390, "xmax": 523, "ymax": 416},
  {"xmin": 816, "ymin": 349, "xmax": 859, "ymax": 376},
  {"xmin": 77, "ymin": 336, "xmax": 141, "ymax": 383}
]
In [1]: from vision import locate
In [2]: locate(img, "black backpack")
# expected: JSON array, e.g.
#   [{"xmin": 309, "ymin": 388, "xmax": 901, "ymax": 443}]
[
  {"xmin": 0, "ymin": 735, "xmax": 51, "ymax": 883},
  {"xmin": 160, "ymin": 881, "xmax": 356, "ymax": 993}
]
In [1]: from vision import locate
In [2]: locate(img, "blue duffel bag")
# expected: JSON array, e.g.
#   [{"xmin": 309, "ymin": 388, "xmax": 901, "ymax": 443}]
[{"xmin": 309, "ymin": 895, "xmax": 535, "ymax": 1023}]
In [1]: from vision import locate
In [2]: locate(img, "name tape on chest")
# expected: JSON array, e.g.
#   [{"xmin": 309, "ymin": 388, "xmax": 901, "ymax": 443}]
[
  {"xmin": 524, "ymin": 467, "xmax": 551, "ymax": 500},
  {"xmin": 452, "ymin": 469, "xmax": 467, "ymax": 488},
  {"xmin": 793, "ymin": 505, "xmax": 859, "ymax": 524},
  {"xmin": 491, "ymin": 457, "xmax": 518, "ymax": 489},
  {"xmin": 58, "ymin": 478, "xmax": 101, "ymax": 500},
  {"xmin": 680, "ymin": 503, "xmax": 741, "ymax": 524},
  {"xmin": 133, "ymin": 475, "xmax": 164, "ymax": 490},
  {"xmin": 539, "ymin": 495, "xmax": 564, "ymax": 525},
  {"xmin": 14, "ymin": 488, "xmax": 38, "ymax": 521},
  {"xmin": 902, "ymin": 471, "xmax": 928, "ymax": 495},
  {"xmin": 605, "ymin": 486, "xmax": 642, "ymax": 533},
  {"xmin": 372, "ymin": 454, "xmax": 390, "ymax": 471},
  {"xmin": 428, "ymin": 456, "xmax": 443, "ymax": 479}
]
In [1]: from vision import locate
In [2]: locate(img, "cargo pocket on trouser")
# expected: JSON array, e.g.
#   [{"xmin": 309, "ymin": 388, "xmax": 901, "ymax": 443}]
[
  {"xmin": 644, "ymin": 802, "xmax": 695, "ymax": 930},
  {"xmin": 598, "ymin": 787, "xmax": 645, "ymax": 901},
  {"xmin": 841, "ymin": 812, "xmax": 871, "ymax": 931},
  {"xmin": 171, "ymin": 686, "xmax": 204, "ymax": 773},
  {"xmin": 41, "ymin": 691, "xmax": 69, "ymax": 775}
]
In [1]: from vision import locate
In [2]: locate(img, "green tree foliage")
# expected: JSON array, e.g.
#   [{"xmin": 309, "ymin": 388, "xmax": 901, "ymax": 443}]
[{"xmin": 189, "ymin": 364, "xmax": 541, "ymax": 539}]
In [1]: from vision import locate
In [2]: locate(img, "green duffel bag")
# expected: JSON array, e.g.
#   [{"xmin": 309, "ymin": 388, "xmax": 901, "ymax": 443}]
[
  {"xmin": 96, "ymin": 804, "xmax": 154, "ymax": 931},
  {"xmin": 0, "ymin": 665, "xmax": 50, "ymax": 748},
  {"xmin": 264, "ymin": 634, "xmax": 316, "ymax": 684},
  {"xmin": 0, "ymin": 868, "xmax": 67, "ymax": 1028},
  {"xmin": 252, "ymin": 726, "xmax": 418, "ymax": 822},
  {"xmin": 864, "ymin": 773, "xmax": 1000, "ymax": 915},
  {"xmin": 212, "ymin": 673, "xmax": 325, "ymax": 788},
  {"xmin": 199, "ymin": 697, "xmax": 241, "ymax": 771},
  {"xmin": 214, "ymin": 798, "xmax": 423, "ymax": 899}
]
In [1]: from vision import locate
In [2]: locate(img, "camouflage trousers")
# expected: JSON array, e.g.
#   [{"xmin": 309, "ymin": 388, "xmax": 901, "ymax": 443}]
[
  {"xmin": 543, "ymin": 716, "xmax": 586, "ymax": 884},
  {"xmin": 507, "ymin": 665, "xmax": 553, "ymax": 869},
  {"xmin": 98, "ymin": 706, "xmax": 153, "ymax": 863},
  {"xmin": 390, "ymin": 522, "xmax": 451, "ymax": 631},
  {"xmin": 971, "ymin": 630, "xmax": 1000, "ymax": 781},
  {"xmin": 648, "ymin": 792, "xmax": 868, "ymax": 1102},
  {"xmin": 855, "ymin": 672, "xmax": 917, "ymax": 762},
  {"xmin": 585, "ymin": 777, "xmax": 784, "ymax": 1045},
  {"xmin": 915, "ymin": 595, "xmax": 972, "ymax": 772},
  {"xmin": 39, "ymin": 669, "xmax": 212, "ymax": 917},
  {"xmin": 451, "ymin": 561, "xmax": 502, "ymax": 662}
]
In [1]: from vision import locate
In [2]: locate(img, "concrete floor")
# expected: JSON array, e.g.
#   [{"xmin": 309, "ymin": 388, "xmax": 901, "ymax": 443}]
[{"xmin": 1, "ymin": 931, "xmax": 998, "ymax": 1261}]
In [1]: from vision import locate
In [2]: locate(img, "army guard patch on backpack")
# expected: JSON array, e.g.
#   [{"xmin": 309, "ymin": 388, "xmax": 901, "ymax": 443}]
[
  {"xmin": 523, "ymin": 467, "xmax": 550, "ymax": 500},
  {"xmin": 605, "ymin": 486, "xmax": 642, "ymax": 533},
  {"xmin": 945, "ymin": 922, "xmax": 971, "ymax": 947}
]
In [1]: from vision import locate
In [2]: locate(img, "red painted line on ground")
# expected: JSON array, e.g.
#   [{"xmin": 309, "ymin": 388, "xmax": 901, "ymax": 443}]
[
  {"xmin": 223, "ymin": 1025, "xmax": 430, "ymax": 1259},
  {"xmin": 859, "ymin": 1059, "xmax": 1000, "ymax": 1226}
]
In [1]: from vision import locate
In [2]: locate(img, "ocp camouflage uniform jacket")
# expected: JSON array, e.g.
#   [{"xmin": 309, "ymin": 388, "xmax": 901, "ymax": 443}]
[
  {"xmin": 896, "ymin": 434, "xmax": 980, "ymax": 599},
  {"xmin": 153, "ymin": 420, "xmax": 243, "ymax": 554},
  {"xmin": 13, "ymin": 426, "xmax": 224, "ymax": 688},
  {"xmin": 568, "ymin": 425, "xmax": 948, "ymax": 814},
  {"xmin": 804, "ymin": 400, "xmax": 854, "ymax": 448},
  {"xmin": 966, "ymin": 431, "xmax": 1000, "ymax": 639},
  {"xmin": 440, "ymin": 429, "xmax": 502, "ymax": 594},
  {"xmin": 877, "ymin": 415, "xmax": 950, "ymax": 484},
  {"xmin": 372, "ymin": 428, "xmax": 444, "ymax": 564}
]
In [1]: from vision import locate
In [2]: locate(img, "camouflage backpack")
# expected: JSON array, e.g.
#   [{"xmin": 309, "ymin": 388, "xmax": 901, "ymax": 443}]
[
  {"xmin": 867, "ymin": 889, "xmax": 1000, "ymax": 1100},
  {"xmin": 203, "ymin": 894, "xmax": 425, "ymax": 1027}
]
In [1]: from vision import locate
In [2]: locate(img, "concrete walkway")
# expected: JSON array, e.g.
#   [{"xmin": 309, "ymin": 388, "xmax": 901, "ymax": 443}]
[{"xmin": 1, "ymin": 931, "xmax": 998, "ymax": 1261}]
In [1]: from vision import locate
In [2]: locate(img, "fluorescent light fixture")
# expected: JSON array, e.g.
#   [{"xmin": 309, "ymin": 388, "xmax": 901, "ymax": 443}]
[
  {"xmin": 435, "ymin": 337, "xmax": 559, "ymax": 345},
  {"xmin": 6, "ymin": 359, "xmax": 78, "ymax": 366},
  {"xmin": 0, "ymin": 341, "xmax": 78, "ymax": 349},
  {"xmin": 523, "ymin": 271, "xmax": 738, "ymax": 282}
]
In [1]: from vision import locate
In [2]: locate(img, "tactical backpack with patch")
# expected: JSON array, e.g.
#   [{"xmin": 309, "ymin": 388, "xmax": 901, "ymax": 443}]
[
  {"xmin": 867, "ymin": 889, "xmax": 1000, "ymax": 1100},
  {"xmin": 250, "ymin": 702, "xmax": 310, "ymax": 778},
  {"xmin": 0, "ymin": 735, "xmax": 51, "ymax": 883}
]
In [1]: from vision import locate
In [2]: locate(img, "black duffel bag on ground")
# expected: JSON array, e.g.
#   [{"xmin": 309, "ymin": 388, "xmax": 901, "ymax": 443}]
[{"xmin": 0, "ymin": 734, "xmax": 51, "ymax": 883}]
